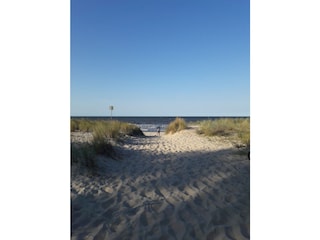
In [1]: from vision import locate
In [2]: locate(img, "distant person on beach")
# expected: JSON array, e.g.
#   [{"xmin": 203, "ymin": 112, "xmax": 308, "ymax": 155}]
[{"xmin": 157, "ymin": 126, "xmax": 161, "ymax": 136}]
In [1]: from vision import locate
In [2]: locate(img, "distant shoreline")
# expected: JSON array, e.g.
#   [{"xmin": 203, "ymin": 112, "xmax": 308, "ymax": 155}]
[{"xmin": 71, "ymin": 116, "xmax": 250, "ymax": 118}]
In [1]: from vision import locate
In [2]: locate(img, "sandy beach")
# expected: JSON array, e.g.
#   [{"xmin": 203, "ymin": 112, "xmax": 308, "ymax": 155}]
[{"xmin": 71, "ymin": 127, "xmax": 250, "ymax": 240}]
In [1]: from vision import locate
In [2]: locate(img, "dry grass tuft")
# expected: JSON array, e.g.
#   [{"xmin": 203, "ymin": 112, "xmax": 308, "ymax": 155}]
[
  {"xmin": 197, "ymin": 118, "xmax": 250, "ymax": 147},
  {"xmin": 165, "ymin": 117, "xmax": 187, "ymax": 134},
  {"xmin": 71, "ymin": 119, "xmax": 144, "ymax": 172}
]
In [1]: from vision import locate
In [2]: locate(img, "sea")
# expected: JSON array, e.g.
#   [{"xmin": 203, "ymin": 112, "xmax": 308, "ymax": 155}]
[{"xmin": 71, "ymin": 116, "xmax": 249, "ymax": 133}]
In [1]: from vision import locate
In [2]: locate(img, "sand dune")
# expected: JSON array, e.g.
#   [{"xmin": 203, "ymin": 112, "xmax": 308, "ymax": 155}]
[{"xmin": 71, "ymin": 127, "xmax": 250, "ymax": 240}]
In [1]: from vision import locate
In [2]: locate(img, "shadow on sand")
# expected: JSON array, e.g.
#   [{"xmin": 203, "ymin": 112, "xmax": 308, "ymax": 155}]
[{"xmin": 71, "ymin": 144, "xmax": 250, "ymax": 240}]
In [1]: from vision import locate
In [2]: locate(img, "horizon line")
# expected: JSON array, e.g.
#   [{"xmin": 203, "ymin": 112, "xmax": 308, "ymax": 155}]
[{"xmin": 70, "ymin": 115, "xmax": 250, "ymax": 118}]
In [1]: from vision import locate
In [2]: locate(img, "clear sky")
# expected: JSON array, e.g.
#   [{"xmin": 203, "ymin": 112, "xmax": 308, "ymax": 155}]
[{"xmin": 71, "ymin": 0, "xmax": 250, "ymax": 116}]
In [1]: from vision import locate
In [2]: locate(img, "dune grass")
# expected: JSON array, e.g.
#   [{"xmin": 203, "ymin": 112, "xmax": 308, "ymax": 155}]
[
  {"xmin": 165, "ymin": 117, "xmax": 187, "ymax": 134},
  {"xmin": 71, "ymin": 119, "xmax": 96, "ymax": 132},
  {"xmin": 71, "ymin": 119, "xmax": 144, "ymax": 137},
  {"xmin": 197, "ymin": 118, "xmax": 250, "ymax": 147},
  {"xmin": 71, "ymin": 143, "xmax": 96, "ymax": 170},
  {"xmin": 71, "ymin": 119, "xmax": 144, "ymax": 171}
]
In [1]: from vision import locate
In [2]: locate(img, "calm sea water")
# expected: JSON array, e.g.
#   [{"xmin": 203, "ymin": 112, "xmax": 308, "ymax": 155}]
[{"xmin": 71, "ymin": 116, "xmax": 249, "ymax": 132}]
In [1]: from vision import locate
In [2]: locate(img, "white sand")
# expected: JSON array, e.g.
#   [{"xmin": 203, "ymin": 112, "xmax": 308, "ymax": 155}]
[{"xmin": 71, "ymin": 127, "xmax": 250, "ymax": 240}]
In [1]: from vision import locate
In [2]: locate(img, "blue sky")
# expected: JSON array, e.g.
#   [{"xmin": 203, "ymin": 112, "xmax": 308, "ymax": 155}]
[
  {"xmin": 71, "ymin": 0, "xmax": 250, "ymax": 116},
  {"xmin": 3, "ymin": 2, "xmax": 320, "ymax": 237}
]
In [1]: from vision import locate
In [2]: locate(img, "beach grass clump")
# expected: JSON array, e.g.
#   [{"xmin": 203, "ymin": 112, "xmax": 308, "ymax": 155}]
[
  {"xmin": 91, "ymin": 120, "xmax": 144, "ymax": 140},
  {"xmin": 197, "ymin": 118, "xmax": 250, "ymax": 146},
  {"xmin": 234, "ymin": 118, "xmax": 250, "ymax": 146},
  {"xmin": 70, "ymin": 119, "xmax": 94, "ymax": 132},
  {"xmin": 71, "ymin": 120, "xmax": 145, "ymax": 169},
  {"xmin": 91, "ymin": 133, "xmax": 115, "ymax": 156},
  {"xmin": 71, "ymin": 119, "xmax": 80, "ymax": 132},
  {"xmin": 165, "ymin": 117, "xmax": 187, "ymax": 134},
  {"xmin": 93, "ymin": 121, "xmax": 122, "ymax": 139},
  {"xmin": 71, "ymin": 143, "xmax": 96, "ymax": 169},
  {"xmin": 71, "ymin": 126, "xmax": 117, "ymax": 172},
  {"xmin": 78, "ymin": 120, "xmax": 94, "ymax": 132},
  {"xmin": 71, "ymin": 133, "xmax": 115, "ymax": 172},
  {"xmin": 71, "ymin": 119, "xmax": 144, "ymax": 137},
  {"xmin": 197, "ymin": 118, "xmax": 235, "ymax": 136}
]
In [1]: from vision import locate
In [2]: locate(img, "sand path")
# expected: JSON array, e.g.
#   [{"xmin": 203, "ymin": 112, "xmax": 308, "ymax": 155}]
[{"xmin": 71, "ymin": 127, "xmax": 250, "ymax": 240}]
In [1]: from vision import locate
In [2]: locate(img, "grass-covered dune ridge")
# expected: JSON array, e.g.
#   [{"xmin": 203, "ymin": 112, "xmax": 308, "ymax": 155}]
[
  {"xmin": 197, "ymin": 118, "xmax": 250, "ymax": 147},
  {"xmin": 71, "ymin": 119, "xmax": 144, "ymax": 171},
  {"xmin": 71, "ymin": 119, "xmax": 144, "ymax": 138}
]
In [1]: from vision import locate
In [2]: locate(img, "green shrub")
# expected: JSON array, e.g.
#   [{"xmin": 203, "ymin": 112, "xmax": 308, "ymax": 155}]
[{"xmin": 165, "ymin": 117, "xmax": 187, "ymax": 134}]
